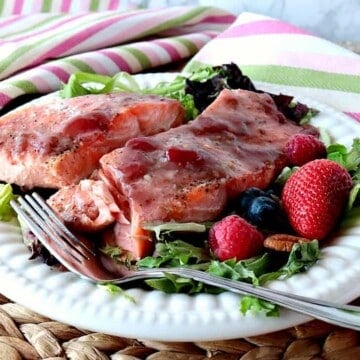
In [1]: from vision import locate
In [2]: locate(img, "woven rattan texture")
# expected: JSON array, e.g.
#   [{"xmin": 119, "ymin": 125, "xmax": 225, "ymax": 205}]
[{"xmin": 0, "ymin": 293, "xmax": 358, "ymax": 360}]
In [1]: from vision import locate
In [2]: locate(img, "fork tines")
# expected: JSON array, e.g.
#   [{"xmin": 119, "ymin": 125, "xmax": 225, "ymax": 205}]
[{"xmin": 10, "ymin": 192, "xmax": 95, "ymax": 264}]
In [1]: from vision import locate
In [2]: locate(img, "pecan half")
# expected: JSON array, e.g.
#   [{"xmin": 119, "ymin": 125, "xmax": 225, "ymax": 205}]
[{"xmin": 263, "ymin": 234, "xmax": 311, "ymax": 252}]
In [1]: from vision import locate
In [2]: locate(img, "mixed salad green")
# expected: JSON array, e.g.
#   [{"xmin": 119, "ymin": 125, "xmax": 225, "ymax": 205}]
[
  {"xmin": 61, "ymin": 63, "xmax": 317, "ymax": 123},
  {"xmin": 1, "ymin": 64, "xmax": 359, "ymax": 317}
]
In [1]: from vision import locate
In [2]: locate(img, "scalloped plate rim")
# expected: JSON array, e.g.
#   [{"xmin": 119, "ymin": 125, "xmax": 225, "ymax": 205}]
[{"xmin": 0, "ymin": 73, "xmax": 359, "ymax": 341}]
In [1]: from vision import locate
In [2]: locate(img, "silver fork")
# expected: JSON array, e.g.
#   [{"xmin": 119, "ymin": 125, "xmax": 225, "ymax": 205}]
[{"xmin": 10, "ymin": 192, "xmax": 360, "ymax": 331}]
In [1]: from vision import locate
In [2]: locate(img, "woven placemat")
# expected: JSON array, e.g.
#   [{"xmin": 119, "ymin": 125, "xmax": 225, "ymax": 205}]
[{"xmin": 0, "ymin": 293, "xmax": 358, "ymax": 359}]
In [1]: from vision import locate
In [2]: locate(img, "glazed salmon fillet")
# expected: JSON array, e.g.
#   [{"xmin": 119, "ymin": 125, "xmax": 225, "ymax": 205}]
[
  {"xmin": 95, "ymin": 89, "xmax": 315, "ymax": 259},
  {"xmin": 0, "ymin": 93, "xmax": 184, "ymax": 189}
]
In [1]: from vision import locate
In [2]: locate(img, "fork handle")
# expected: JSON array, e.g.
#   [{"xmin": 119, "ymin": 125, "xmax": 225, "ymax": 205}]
[{"xmin": 132, "ymin": 268, "xmax": 360, "ymax": 330}]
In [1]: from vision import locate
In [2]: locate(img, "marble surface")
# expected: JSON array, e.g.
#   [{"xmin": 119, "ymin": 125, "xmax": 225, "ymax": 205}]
[
  {"xmin": 337, "ymin": 41, "xmax": 360, "ymax": 54},
  {"xmin": 150, "ymin": 0, "xmax": 360, "ymax": 42}
]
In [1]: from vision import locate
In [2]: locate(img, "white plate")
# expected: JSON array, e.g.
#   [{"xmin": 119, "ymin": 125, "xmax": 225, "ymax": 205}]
[{"xmin": 0, "ymin": 73, "xmax": 359, "ymax": 341}]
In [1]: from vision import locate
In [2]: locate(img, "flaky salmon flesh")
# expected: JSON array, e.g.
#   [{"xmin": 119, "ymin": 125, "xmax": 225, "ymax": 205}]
[
  {"xmin": 49, "ymin": 89, "xmax": 316, "ymax": 260},
  {"xmin": 0, "ymin": 93, "xmax": 184, "ymax": 189}
]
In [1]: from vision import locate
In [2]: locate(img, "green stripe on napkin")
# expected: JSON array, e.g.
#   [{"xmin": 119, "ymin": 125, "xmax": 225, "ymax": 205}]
[
  {"xmin": 184, "ymin": 61, "xmax": 360, "ymax": 94},
  {"xmin": 11, "ymin": 80, "xmax": 38, "ymax": 93},
  {"xmin": 241, "ymin": 65, "xmax": 360, "ymax": 93},
  {"xmin": 41, "ymin": 0, "xmax": 53, "ymax": 12},
  {"xmin": 124, "ymin": 48, "xmax": 152, "ymax": 69},
  {"xmin": 63, "ymin": 59, "xmax": 95, "ymax": 73}
]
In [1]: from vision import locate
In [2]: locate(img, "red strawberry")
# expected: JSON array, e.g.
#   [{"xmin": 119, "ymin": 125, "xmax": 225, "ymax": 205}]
[
  {"xmin": 208, "ymin": 215, "xmax": 264, "ymax": 261},
  {"xmin": 284, "ymin": 134, "xmax": 327, "ymax": 166},
  {"xmin": 282, "ymin": 159, "xmax": 353, "ymax": 240}
]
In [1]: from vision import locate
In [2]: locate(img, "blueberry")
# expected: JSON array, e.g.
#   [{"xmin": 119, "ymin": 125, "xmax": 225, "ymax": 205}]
[
  {"xmin": 265, "ymin": 188, "xmax": 277, "ymax": 197},
  {"xmin": 246, "ymin": 196, "xmax": 281, "ymax": 228},
  {"xmin": 238, "ymin": 187, "xmax": 266, "ymax": 211}
]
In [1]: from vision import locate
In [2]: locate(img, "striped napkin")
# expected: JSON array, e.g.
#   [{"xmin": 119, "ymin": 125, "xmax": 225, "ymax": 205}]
[
  {"xmin": 0, "ymin": 0, "xmax": 143, "ymax": 14},
  {"xmin": 184, "ymin": 12, "xmax": 360, "ymax": 122},
  {"xmin": 0, "ymin": 5, "xmax": 359, "ymax": 124},
  {"xmin": 0, "ymin": 6, "xmax": 235, "ymax": 111}
]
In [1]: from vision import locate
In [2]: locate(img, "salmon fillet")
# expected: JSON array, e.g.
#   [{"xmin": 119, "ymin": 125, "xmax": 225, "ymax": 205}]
[
  {"xmin": 96, "ymin": 89, "xmax": 316, "ymax": 259},
  {"xmin": 47, "ymin": 179, "xmax": 122, "ymax": 233},
  {"xmin": 0, "ymin": 93, "xmax": 184, "ymax": 189}
]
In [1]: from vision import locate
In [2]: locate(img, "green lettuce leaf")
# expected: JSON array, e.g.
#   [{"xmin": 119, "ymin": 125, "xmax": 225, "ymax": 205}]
[
  {"xmin": 0, "ymin": 184, "xmax": 17, "ymax": 221},
  {"xmin": 136, "ymin": 239, "xmax": 320, "ymax": 301},
  {"xmin": 61, "ymin": 71, "xmax": 143, "ymax": 97},
  {"xmin": 327, "ymin": 138, "xmax": 360, "ymax": 210},
  {"xmin": 145, "ymin": 273, "xmax": 206, "ymax": 294},
  {"xmin": 240, "ymin": 295, "xmax": 279, "ymax": 317},
  {"xmin": 207, "ymin": 253, "xmax": 270, "ymax": 286},
  {"xmin": 259, "ymin": 240, "xmax": 320, "ymax": 284},
  {"xmin": 137, "ymin": 240, "xmax": 211, "ymax": 268},
  {"xmin": 60, "ymin": 68, "xmax": 219, "ymax": 121},
  {"xmin": 97, "ymin": 283, "xmax": 136, "ymax": 303},
  {"xmin": 327, "ymin": 138, "xmax": 360, "ymax": 175}
]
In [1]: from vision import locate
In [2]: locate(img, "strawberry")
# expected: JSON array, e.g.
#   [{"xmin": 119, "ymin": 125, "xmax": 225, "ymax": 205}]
[
  {"xmin": 208, "ymin": 215, "xmax": 264, "ymax": 261},
  {"xmin": 284, "ymin": 134, "xmax": 327, "ymax": 166},
  {"xmin": 282, "ymin": 159, "xmax": 353, "ymax": 240}
]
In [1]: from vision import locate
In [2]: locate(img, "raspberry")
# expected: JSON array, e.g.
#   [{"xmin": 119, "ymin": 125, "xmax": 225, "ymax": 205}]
[
  {"xmin": 208, "ymin": 215, "xmax": 264, "ymax": 261},
  {"xmin": 284, "ymin": 134, "xmax": 326, "ymax": 166}
]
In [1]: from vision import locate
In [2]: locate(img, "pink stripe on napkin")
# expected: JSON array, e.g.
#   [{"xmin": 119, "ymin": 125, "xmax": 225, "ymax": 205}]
[
  {"xmin": 108, "ymin": 0, "xmax": 121, "ymax": 10},
  {"xmin": 12, "ymin": 0, "xmax": 24, "ymax": 14},
  {"xmin": 30, "ymin": 74, "xmax": 55, "ymax": 92},
  {"xmin": 266, "ymin": 51, "xmax": 360, "ymax": 75},
  {"xmin": 154, "ymin": 41, "xmax": 181, "ymax": 61},
  {"xmin": 218, "ymin": 19, "xmax": 311, "ymax": 38},
  {"xmin": 42, "ymin": 65, "xmax": 69, "ymax": 82},
  {"xmin": 9, "ymin": 14, "xmax": 87, "ymax": 42},
  {"xmin": 201, "ymin": 14, "xmax": 238, "ymax": 25},
  {"xmin": 60, "ymin": 0, "xmax": 72, "ymax": 13},
  {"xmin": 0, "ymin": 15, "xmax": 25, "ymax": 29},
  {"xmin": 346, "ymin": 112, "xmax": 360, "ymax": 122},
  {"xmin": 39, "ymin": 15, "xmax": 132, "ymax": 59},
  {"xmin": 97, "ymin": 50, "xmax": 133, "ymax": 73},
  {"xmin": 0, "ymin": 93, "xmax": 12, "ymax": 107}
]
